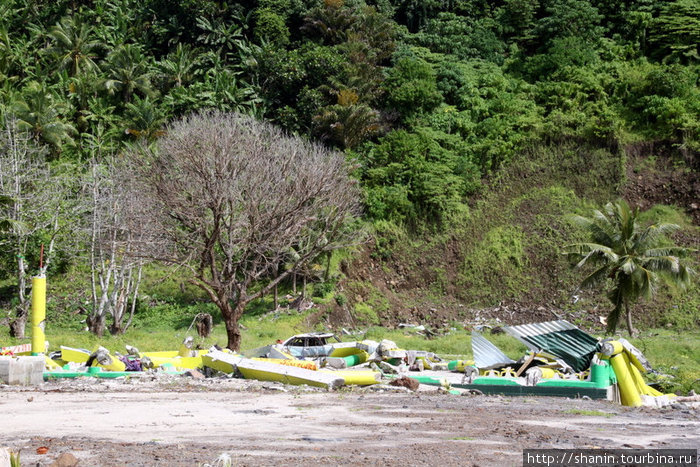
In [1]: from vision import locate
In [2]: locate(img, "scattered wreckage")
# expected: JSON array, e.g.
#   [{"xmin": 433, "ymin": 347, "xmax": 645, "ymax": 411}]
[{"xmin": 1, "ymin": 319, "xmax": 686, "ymax": 407}]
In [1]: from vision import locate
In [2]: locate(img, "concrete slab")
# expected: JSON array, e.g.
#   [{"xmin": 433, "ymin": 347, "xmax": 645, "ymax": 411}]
[{"xmin": 0, "ymin": 356, "xmax": 44, "ymax": 385}]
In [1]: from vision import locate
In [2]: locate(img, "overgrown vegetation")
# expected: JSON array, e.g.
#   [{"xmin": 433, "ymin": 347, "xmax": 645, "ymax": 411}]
[{"xmin": 0, "ymin": 0, "xmax": 698, "ymax": 339}]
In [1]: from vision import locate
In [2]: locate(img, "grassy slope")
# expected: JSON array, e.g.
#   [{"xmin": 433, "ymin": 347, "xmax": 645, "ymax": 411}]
[{"xmin": 339, "ymin": 141, "xmax": 699, "ymax": 333}]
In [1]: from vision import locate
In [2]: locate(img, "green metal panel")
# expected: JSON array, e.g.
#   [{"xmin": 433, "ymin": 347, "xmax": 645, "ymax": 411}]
[
  {"xmin": 454, "ymin": 383, "xmax": 609, "ymax": 399},
  {"xmin": 503, "ymin": 321, "xmax": 598, "ymax": 372}
]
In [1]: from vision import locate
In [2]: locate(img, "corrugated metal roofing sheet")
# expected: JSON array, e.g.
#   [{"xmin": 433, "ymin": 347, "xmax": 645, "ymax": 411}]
[
  {"xmin": 503, "ymin": 320, "xmax": 598, "ymax": 372},
  {"xmin": 471, "ymin": 331, "xmax": 516, "ymax": 370}
]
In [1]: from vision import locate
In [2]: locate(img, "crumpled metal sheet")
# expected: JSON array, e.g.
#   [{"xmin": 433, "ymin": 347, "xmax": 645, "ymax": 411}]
[
  {"xmin": 286, "ymin": 344, "xmax": 335, "ymax": 358},
  {"xmin": 471, "ymin": 331, "xmax": 516, "ymax": 370},
  {"xmin": 503, "ymin": 320, "xmax": 598, "ymax": 372}
]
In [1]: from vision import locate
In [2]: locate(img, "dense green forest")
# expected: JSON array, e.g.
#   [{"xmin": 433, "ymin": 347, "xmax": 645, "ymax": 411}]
[{"xmin": 1, "ymin": 0, "xmax": 698, "ymax": 339}]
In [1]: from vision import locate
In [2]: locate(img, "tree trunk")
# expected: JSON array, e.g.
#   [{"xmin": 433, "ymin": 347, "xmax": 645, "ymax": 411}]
[
  {"xmin": 87, "ymin": 313, "xmax": 105, "ymax": 338},
  {"xmin": 325, "ymin": 252, "xmax": 331, "ymax": 281},
  {"xmin": 9, "ymin": 307, "xmax": 28, "ymax": 338},
  {"xmin": 223, "ymin": 301, "xmax": 246, "ymax": 351},
  {"xmin": 273, "ymin": 263, "xmax": 279, "ymax": 309},
  {"xmin": 123, "ymin": 264, "xmax": 142, "ymax": 333},
  {"xmin": 10, "ymin": 255, "xmax": 28, "ymax": 338},
  {"xmin": 625, "ymin": 301, "xmax": 637, "ymax": 337}
]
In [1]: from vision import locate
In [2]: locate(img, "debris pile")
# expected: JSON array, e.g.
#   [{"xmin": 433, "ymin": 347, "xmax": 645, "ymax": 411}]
[{"xmin": 2, "ymin": 322, "xmax": 686, "ymax": 407}]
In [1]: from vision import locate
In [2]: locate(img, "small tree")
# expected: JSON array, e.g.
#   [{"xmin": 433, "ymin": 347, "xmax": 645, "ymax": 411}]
[
  {"xmin": 85, "ymin": 155, "xmax": 153, "ymax": 336},
  {"xmin": 128, "ymin": 111, "xmax": 362, "ymax": 350},
  {"xmin": 566, "ymin": 200, "xmax": 696, "ymax": 336},
  {"xmin": 0, "ymin": 118, "xmax": 79, "ymax": 337}
]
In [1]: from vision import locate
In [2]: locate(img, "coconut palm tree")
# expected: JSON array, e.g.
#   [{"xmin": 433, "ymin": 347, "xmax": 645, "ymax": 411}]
[
  {"xmin": 122, "ymin": 96, "xmax": 166, "ymax": 141},
  {"xmin": 11, "ymin": 81, "xmax": 77, "ymax": 152},
  {"xmin": 566, "ymin": 200, "xmax": 696, "ymax": 336},
  {"xmin": 156, "ymin": 43, "xmax": 198, "ymax": 89},
  {"xmin": 47, "ymin": 16, "xmax": 101, "ymax": 76},
  {"xmin": 313, "ymin": 89, "xmax": 381, "ymax": 149},
  {"xmin": 104, "ymin": 44, "xmax": 154, "ymax": 103}
]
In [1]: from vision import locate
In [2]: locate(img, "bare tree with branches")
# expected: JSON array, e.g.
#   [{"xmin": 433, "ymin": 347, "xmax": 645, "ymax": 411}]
[
  {"xmin": 127, "ymin": 111, "xmax": 362, "ymax": 350},
  {"xmin": 0, "ymin": 118, "xmax": 80, "ymax": 337},
  {"xmin": 85, "ymin": 155, "xmax": 156, "ymax": 336}
]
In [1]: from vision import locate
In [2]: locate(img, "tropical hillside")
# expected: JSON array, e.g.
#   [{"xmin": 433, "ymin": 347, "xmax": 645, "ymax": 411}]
[{"xmin": 1, "ymin": 0, "xmax": 698, "ymax": 342}]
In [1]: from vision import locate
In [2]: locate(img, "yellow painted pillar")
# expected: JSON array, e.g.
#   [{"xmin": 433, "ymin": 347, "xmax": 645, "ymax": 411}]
[{"xmin": 31, "ymin": 275, "xmax": 46, "ymax": 355}]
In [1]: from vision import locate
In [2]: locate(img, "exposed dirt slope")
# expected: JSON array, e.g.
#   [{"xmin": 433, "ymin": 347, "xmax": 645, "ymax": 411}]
[{"xmin": 323, "ymin": 142, "xmax": 698, "ymax": 332}]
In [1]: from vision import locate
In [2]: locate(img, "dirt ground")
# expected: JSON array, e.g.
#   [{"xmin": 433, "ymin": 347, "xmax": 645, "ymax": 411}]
[{"xmin": 2, "ymin": 377, "xmax": 698, "ymax": 466}]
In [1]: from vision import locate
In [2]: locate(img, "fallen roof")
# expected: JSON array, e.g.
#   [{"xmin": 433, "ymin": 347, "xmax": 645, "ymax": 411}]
[
  {"xmin": 471, "ymin": 330, "xmax": 516, "ymax": 370},
  {"xmin": 502, "ymin": 320, "xmax": 598, "ymax": 372}
]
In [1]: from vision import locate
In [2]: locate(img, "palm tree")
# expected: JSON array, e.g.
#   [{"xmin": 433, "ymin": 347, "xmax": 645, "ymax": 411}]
[
  {"xmin": 122, "ymin": 96, "xmax": 166, "ymax": 141},
  {"xmin": 566, "ymin": 200, "xmax": 696, "ymax": 336},
  {"xmin": 0, "ymin": 26, "xmax": 36, "ymax": 82},
  {"xmin": 312, "ymin": 88, "xmax": 381, "ymax": 149},
  {"xmin": 157, "ymin": 43, "xmax": 198, "ymax": 89},
  {"xmin": 104, "ymin": 44, "xmax": 154, "ymax": 103},
  {"xmin": 196, "ymin": 16, "xmax": 246, "ymax": 60},
  {"xmin": 11, "ymin": 81, "xmax": 77, "ymax": 152},
  {"xmin": 47, "ymin": 16, "xmax": 101, "ymax": 76}
]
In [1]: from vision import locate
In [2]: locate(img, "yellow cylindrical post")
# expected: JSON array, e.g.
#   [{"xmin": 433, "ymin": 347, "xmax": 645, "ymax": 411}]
[
  {"xmin": 31, "ymin": 275, "xmax": 46, "ymax": 356},
  {"xmin": 610, "ymin": 353, "xmax": 642, "ymax": 407}
]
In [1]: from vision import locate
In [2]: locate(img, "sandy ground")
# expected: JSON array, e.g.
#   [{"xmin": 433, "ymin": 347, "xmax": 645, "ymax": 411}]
[{"xmin": 2, "ymin": 377, "xmax": 699, "ymax": 466}]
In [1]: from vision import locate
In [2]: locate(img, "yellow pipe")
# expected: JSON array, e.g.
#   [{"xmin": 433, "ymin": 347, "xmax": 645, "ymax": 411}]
[
  {"xmin": 319, "ymin": 369, "xmax": 381, "ymax": 386},
  {"xmin": 610, "ymin": 353, "xmax": 642, "ymax": 407},
  {"xmin": 628, "ymin": 360, "xmax": 663, "ymax": 397},
  {"xmin": 625, "ymin": 353, "xmax": 647, "ymax": 394},
  {"xmin": 600, "ymin": 340, "xmax": 624, "ymax": 357},
  {"xmin": 94, "ymin": 356, "xmax": 126, "ymax": 372},
  {"xmin": 31, "ymin": 276, "xmax": 46, "ymax": 355},
  {"xmin": 252, "ymin": 358, "xmax": 318, "ymax": 370}
]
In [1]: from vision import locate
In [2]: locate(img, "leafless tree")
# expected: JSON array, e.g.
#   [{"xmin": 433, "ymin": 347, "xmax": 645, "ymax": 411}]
[
  {"xmin": 0, "ymin": 118, "xmax": 79, "ymax": 337},
  {"xmin": 127, "ymin": 111, "xmax": 362, "ymax": 350},
  {"xmin": 85, "ymin": 155, "xmax": 156, "ymax": 336}
]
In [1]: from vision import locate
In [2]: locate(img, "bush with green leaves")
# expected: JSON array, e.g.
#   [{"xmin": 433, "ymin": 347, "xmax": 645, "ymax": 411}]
[{"xmin": 361, "ymin": 128, "xmax": 479, "ymax": 224}]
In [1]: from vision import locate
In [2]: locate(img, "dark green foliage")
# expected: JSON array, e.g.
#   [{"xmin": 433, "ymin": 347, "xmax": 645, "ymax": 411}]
[
  {"xmin": 649, "ymin": 0, "xmax": 700, "ymax": 63},
  {"xmin": 254, "ymin": 8, "xmax": 291, "ymax": 45},
  {"xmin": 531, "ymin": 0, "xmax": 604, "ymax": 50},
  {"xmin": 411, "ymin": 12, "xmax": 505, "ymax": 64},
  {"xmin": 383, "ymin": 56, "xmax": 442, "ymax": 117},
  {"xmin": 361, "ymin": 128, "xmax": 478, "ymax": 223},
  {"xmin": 0, "ymin": 0, "xmax": 698, "ymax": 334}
]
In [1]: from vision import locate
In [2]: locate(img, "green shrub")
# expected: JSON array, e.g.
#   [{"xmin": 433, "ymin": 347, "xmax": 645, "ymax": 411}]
[
  {"xmin": 312, "ymin": 281, "xmax": 334, "ymax": 298},
  {"xmin": 334, "ymin": 293, "xmax": 347, "ymax": 306},
  {"xmin": 353, "ymin": 302, "xmax": 380, "ymax": 325}
]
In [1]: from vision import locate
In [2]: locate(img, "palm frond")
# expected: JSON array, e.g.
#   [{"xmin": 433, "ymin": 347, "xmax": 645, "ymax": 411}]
[
  {"xmin": 565, "ymin": 242, "xmax": 618, "ymax": 267},
  {"xmin": 633, "ymin": 266, "xmax": 655, "ymax": 300},
  {"xmin": 642, "ymin": 255, "xmax": 680, "ymax": 273},
  {"xmin": 619, "ymin": 257, "xmax": 636, "ymax": 275},
  {"xmin": 580, "ymin": 264, "xmax": 610, "ymax": 289},
  {"xmin": 645, "ymin": 246, "xmax": 697, "ymax": 258},
  {"xmin": 568, "ymin": 214, "xmax": 593, "ymax": 229},
  {"xmin": 588, "ymin": 210, "xmax": 618, "ymax": 246},
  {"xmin": 605, "ymin": 285, "xmax": 624, "ymax": 334},
  {"xmin": 635, "ymin": 222, "xmax": 681, "ymax": 250}
]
